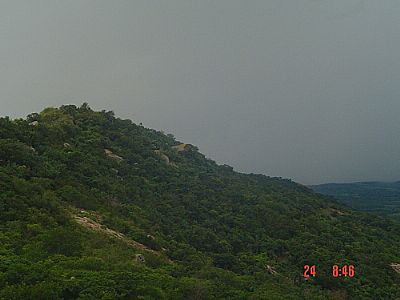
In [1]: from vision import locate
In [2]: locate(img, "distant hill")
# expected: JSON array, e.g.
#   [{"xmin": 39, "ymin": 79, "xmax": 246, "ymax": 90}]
[
  {"xmin": 311, "ymin": 181, "xmax": 400, "ymax": 222},
  {"xmin": 1, "ymin": 104, "xmax": 400, "ymax": 299}
]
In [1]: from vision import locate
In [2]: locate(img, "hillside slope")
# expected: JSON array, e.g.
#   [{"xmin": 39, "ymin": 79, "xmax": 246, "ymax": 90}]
[
  {"xmin": 311, "ymin": 182, "xmax": 400, "ymax": 222},
  {"xmin": 1, "ymin": 104, "xmax": 400, "ymax": 299}
]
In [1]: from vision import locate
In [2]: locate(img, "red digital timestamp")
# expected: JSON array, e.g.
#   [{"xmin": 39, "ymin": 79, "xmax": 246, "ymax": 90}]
[
  {"xmin": 303, "ymin": 264, "xmax": 316, "ymax": 278},
  {"xmin": 303, "ymin": 265, "xmax": 355, "ymax": 278},
  {"xmin": 332, "ymin": 264, "xmax": 355, "ymax": 277}
]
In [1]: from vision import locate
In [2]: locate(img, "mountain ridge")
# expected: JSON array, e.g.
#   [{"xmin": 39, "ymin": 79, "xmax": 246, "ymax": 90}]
[
  {"xmin": 0, "ymin": 104, "xmax": 399, "ymax": 299},
  {"xmin": 311, "ymin": 181, "xmax": 400, "ymax": 223}
]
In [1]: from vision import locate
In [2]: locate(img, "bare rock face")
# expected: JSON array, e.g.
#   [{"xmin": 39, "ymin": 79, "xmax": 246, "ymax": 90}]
[
  {"xmin": 154, "ymin": 150, "xmax": 170, "ymax": 165},
  {"xmin": 104, "ymin": 149, "xmax": 124, "ymax": 163},
  {"xmin": 146, "ymin": 234, "xmax": 155, "ymax": 240},
  {"xmin": 390, "ymin": 263, "xmax": 400, "ymax": 273},
  {"xmin": 135, "ymin": 254, "xmax": 146, "ymax": 263},
  {"xmin": 171, "ymin": 143, "xmax": 187, "ymax": 152},
  {"xmin": 266, "ymin": 265, "xmax": 278, "ymax": 275},
  {"xmin": 29, "ymin": 121, "xmax": 39, "ymax": 126},
  {"xmin": 160, "ymin": 154, "xmax": 170, "ymax": 165}
]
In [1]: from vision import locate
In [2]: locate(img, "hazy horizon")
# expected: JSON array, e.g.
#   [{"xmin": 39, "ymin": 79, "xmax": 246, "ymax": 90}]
[{"xmin": 1, "ymin": 0, "xmax": 400, "ymax": 185}]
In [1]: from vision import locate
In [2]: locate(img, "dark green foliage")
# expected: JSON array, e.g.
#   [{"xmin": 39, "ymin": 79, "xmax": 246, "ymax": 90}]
[
  {"xmin": 0, "ymin": 104, "xmax": 399, "ymax": 299},
  {"xmin": 312, "ymin": 182, "xmax": 400, "ymax": 222}
]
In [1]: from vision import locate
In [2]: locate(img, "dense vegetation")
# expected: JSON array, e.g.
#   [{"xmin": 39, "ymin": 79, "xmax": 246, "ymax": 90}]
[
  {"xmin": 311, "ymin": 182, "xmax": 400, "ymax": 222},
  {"xmin": 1, "ymin": 104, "xmax": 399, "ymax": 299}
]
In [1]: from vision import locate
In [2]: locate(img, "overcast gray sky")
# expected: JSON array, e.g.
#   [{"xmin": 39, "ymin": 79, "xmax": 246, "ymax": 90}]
[{"xmin": 1, "ymin": 0, "xmax": 400, "ymax": 185}]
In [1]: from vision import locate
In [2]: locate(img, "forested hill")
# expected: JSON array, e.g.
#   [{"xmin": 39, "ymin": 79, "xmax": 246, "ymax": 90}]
[
  {"xmin": 311, "ymin": 182, "xmax": 400, "ymax": 223},
  {"xmin": 1, "ymin": 104, "xmax": 400, "ymax": 299}
]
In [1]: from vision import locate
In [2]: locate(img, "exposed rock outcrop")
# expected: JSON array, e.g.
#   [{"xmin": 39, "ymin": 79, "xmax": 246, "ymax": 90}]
[
  {"xmin": 390, "ymin": 263, "xmax": 400, "ymax": 273},
  {"xmin": 135, "ymin": 254, "xmax": 146, "ymax": 263},
  {"xmin": 266, "ymin": 265, "xmax": 278, "ymax": 275},
  {"xmin": 28, "ymin": 121, "xmax": 39, "ymax": 126},
  {"xmin": 104, "ymin": 149, "xmax": 124, "ymax": 163},
  {"xmin": 73, "ymin": 215, "xmax": 163, "ymax": 257},
  {"xmin": 171, "ymin": 143, "xmax": 187, "ymax": 152},
  {"xmin": 154, "ymin": 150, "xmax": 170, "ymax": 165}
]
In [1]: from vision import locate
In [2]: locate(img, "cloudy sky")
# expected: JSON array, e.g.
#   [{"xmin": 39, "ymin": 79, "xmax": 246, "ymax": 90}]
[{"xmin": 1, "ymin": 0, "xmax": 400, "ymax": 184}]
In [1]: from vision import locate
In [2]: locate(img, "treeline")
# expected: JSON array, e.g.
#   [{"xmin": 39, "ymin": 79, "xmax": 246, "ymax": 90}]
[{"xmin": 0, "ymin": 104, "xmax": 399, "ymax": 299}]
